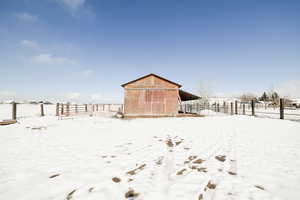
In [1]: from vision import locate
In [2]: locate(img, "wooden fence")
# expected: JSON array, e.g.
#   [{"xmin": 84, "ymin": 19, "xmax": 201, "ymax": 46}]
[
  {"xmin": 0, "ymin": 103, "xmax": 123, "ymax": 121},
  {"xmin": 181, "ymin": 98, "xmax": 300, "ymax": 122},
  {"xmin": 2, "ymin": 100, "xmax": 299, "ymax": 122},
  {"xmin": 56, "ymin": 103, "xmax": 123, "ymax": 117}
]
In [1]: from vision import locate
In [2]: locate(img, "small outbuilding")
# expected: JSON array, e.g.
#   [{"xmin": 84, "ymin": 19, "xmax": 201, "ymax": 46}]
[{"xmin": 121, "ymin": 73, "xmax": 200, "ymax": 117}]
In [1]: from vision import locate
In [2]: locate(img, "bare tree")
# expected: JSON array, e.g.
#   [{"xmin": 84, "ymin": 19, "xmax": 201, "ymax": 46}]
[
  {"xmin": 239, "ymin": 93, "xmax": 257, "ymax": 102},
  {"xmin": 198, "ymin": 80, "xmax": 215, "ymax": 102}
]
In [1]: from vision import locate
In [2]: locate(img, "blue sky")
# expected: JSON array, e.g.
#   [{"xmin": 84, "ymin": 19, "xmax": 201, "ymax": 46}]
[{"xmin": 0, "ymin": 0, "xmax": 300, "ymax": 102}]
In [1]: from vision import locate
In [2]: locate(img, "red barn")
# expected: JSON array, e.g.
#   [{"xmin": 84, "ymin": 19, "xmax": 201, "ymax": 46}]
[{"xmin": 121, "ymin": 74, "xmax": 199, "ymax": 117}]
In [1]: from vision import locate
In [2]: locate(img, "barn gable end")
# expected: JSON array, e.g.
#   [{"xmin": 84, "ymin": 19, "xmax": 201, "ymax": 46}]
[{"xmin": 122, "ymin": 74, "xmax": 181, "ymax": 89}]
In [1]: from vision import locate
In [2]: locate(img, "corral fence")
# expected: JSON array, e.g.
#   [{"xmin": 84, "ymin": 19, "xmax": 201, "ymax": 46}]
[
  {"xmin": 0, "ymin": 103, "xmax": 123, "ymax": 121},
  {"xmin": 56, "ymin": 103, "xmax": 123, "ymax": 117},
  {"xmin": 181, "ymin": 98, "xmax": 300, "ymax": 122}
]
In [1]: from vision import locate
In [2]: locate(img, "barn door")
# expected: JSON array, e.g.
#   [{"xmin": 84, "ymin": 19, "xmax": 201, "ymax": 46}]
[{"xmin": 150, "ymin": 90, "xmax": 165, "ymax": 115}]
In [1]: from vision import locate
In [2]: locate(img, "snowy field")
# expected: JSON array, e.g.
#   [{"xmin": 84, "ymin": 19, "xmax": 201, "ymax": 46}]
[{"xmin": 1, "ymin": 113, "xmax": 300, "ymax": 200}]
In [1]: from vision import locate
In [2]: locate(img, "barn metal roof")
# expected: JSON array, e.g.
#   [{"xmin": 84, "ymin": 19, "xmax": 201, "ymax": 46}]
[
  {"xmin": 179, "ymin": 89, "xmax": 201, "ymax": 101},
  {"xmin": 121, "ymin": 73, "xmax": 182, "ymax": 88}
]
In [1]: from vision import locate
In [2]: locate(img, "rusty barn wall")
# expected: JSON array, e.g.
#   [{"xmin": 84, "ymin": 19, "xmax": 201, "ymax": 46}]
[{"xmin": 124, "ymin": 75, "xmax": 179, "ymax": 116}]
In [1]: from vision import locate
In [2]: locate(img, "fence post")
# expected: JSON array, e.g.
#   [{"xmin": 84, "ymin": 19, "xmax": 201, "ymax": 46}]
[
  {"xmin": 280, "ymin": 98, "xmax": 284, "ymax": 119},
  {"xmin": 251, "ymin": 100, "xmax": 255, "ymax": 116},
  {"xmin": 235, "ymin": 100, "xmax": 238, "ymax": 115},
  {"xmin": 56, "ymin": 103, "xmax": 59, "ymax": 116},
  {"xmin": 96, "ymin": 104, "xmax": 99, "ymax": 112},
  {"xmin": 217, "ymin": 103, "xmax": 220, "ymax": 112},
  {"xmin": 75, "ymin": 104, "xmax": 78, "ymax": 113},
  {"xmin": 12, "ymin": 102, "xmax": 17, "ymax": 120},
  {"xmin": 230, "ymin": 102, "xmax": 233, "ymax": 115},
  {"xmin": 61, "ymin": 104, "xmax": 64, "ymax": 115},
  {"xmin": 243, "ymin": 104, "xmax": 245, "ymax": 115},
  {"xmin": 66, "ymin": 103, "xmax": 70, "ymax": 116},
  {"xmin": 85, "ymin": 104, "xmax": 88, "ymax": 112},
  {"xmin": 40, "ymin": 103, "xmax": 45, "ymax": 117}
]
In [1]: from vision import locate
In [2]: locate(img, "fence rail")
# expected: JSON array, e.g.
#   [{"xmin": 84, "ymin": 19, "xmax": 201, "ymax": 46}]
[
  {"xmin": 0, "ymin": 103, "xmax": 123, "ymax": 121},
  {"xmin": 56, "ymin": 103, "xmax": 123, "ymax": 116},
  {"xmin": 181, "ymin": 98, "xmax": 300, "ymax": 122}
]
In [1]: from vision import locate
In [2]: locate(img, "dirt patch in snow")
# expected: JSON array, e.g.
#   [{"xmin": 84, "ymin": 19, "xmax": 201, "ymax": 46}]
[
  {"xmin": 125, "ymin": 188, "xmax": 139, "ymax": 198},
  {"xmin": 188, "ymin": 155, "xmax": 198, "ymax": 160},
  {"xmin": 165, "ymin": 139, "xmax": 174, "ymax": 147},
  {"xmin": 207, "ymin": 181, "xmax": 217, "ymax": 189},
  {"xmin": 197, "ymin": 167, "xmax": 207, "ymax": 173},
  {"xmin": 193, "ymin": 158, "xmax": 205, "ymax": 164},
  {"xmin": 112, "ymin": 177, "xmax": 121, "ymax": 183},
  {"xmin": 228, "ymin": 171, "xmax": 237, "ymax": 175},
  {"xmin": 66, "ymin": 189, "xmax": 76, "ymax": 200},
  {"xmin": 215, "ymin": 155, "xmax": 226, "ymax": 162},
  {"xmin": 155, "ymin": 157, "xmax": 163, "ymax": 165},
  {"xmin": 176, "ymin": 168, "xmax": 187, "ymax": 175},
  {"xmin": 175, "ymin": 139, "xmax": 184, "ymax": 146},
  {"xmin": 190, "ymin": 165, "xmax": 198, "ymax": 170},
  {"xmin": 127, "ymin": 164, "xmax": 146, "ymax": 175},
  {"xmin": 198, "ymin": 193, "xmax": 203, "ymax": 200},
  {"xmin": 29, "ymin": 126, "xmax": 47, "ymax": 130},
  {"xmin": 49, "ymin": 174, "xmax": 60, "ymax": 178},
  {"xmin": 255, "ymin": 185, "xmax": 265, "ymax": 190}
]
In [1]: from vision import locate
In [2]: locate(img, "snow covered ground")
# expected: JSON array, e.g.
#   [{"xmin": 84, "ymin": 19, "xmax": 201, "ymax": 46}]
[
  {"xmin": 1, "ymin": 113, "xmax": 300, "ymax": 200},
  {"xmin": 0, "ymin": 104, "xmax": 56, "ymax": 120}
]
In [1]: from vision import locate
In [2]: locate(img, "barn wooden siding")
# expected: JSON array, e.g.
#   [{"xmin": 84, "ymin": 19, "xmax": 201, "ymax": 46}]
[{"xmin": 122, "ymin": 74, "xmax": 180, "ymax": 116}]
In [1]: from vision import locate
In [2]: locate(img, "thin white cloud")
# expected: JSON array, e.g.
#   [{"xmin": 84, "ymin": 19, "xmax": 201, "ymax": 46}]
[
  {"xmin": 82, "ymin": 69, "xmax": 93, "ymax": 77},
  {"xmin": 55, "ymin": 0, "xmax": 95, "ymax": 18},
  {"xmin": 20, "ymin": 40, "xmax": 40, "ymax": 49},
  {"xmin": 65, "ymin": 92, "xmax": 81, "ymax": 99},
  {"xmin": 56, "ymin": 0, "xmax": 86, "ymax": 11},
  {"xmin": 15, "ymin": 12, "xmax": 39, "ymax": 23},
  {"xmin": 32, "ymin": 54, "xmax": 76, "ymax": 64},
  {"xmin": 276, "ymin": 80, "xmax": 300, "ymax": 99}
]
